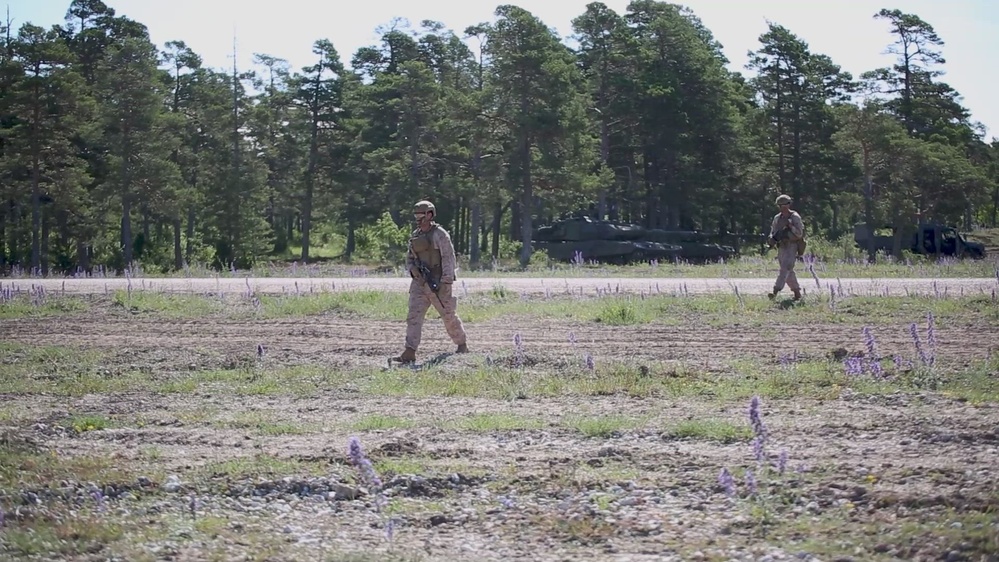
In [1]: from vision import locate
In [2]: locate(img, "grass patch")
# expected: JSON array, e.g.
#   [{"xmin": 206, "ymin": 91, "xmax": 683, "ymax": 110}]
[
  {"xmin": 768, "ymin": 505, "xmax": 999, "ymax": 560},
  {"xmin": 200, "ymin": 453, "xmax": 327, "ymax": 479},
  {"xmin": 67, "ymin": 414, "xmax": 116, "ymax": 433},
  {"xmin": 0, "ymin": 294, "xmax": 89, "ymax": 319},
  {"xmin": 350, "ymin": 414, "xmax": 418, "ymax": 431},
  {"xmin": 0, "ymin": 435, "xmax": 140, "ymax": 490},
  {"xmin": 445, "ymin": 413, "xmax": 546, "ymax": 432},
  {"xmin": 3, "ymin": 340, "xmax": 997, "ymax": 404},
  {"xmin": 563, "ymin": 414, "xmax": 650, "ymax": 438},
  {"xmin": 255, "ymin": 290, "xmax": 408, "ymax": 319},
  {"xmin": 1, "ymin": 513, "xmax": 126, "ymax": 558},
  {"xmin": 111, "ymin": 289, "xmax": 224, "ymax": 317},
  {"xmin": 7, "ymin": 290, "xmax": 998, "ymax": 330},
  {"xmin": 214, "ymin": 411, "xmax": 313, "ymax": 435}
]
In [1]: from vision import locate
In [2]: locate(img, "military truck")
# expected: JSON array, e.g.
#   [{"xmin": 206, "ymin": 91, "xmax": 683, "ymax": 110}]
[
  {"xmin": 532, "ymin": 216, "xmax": 737, "ymax": 264},
  {"xmin": 853, "ymin": 222, "xmax": 987, "ymax": 259}
]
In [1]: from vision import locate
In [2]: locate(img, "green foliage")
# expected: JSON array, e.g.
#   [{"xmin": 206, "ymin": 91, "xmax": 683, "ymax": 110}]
[
  {"xmin": 353, "ymin": 212, "xmax": 412, "ymax": 263},
  {"xmin": 0, "ymin": 3, "xmax": 995, "ymax": 276}
]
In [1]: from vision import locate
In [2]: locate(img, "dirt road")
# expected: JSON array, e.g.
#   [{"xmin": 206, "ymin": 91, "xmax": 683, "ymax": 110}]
[{"xmin": 4, "ymin": 275, "xmax": 998, "ymax": 296}]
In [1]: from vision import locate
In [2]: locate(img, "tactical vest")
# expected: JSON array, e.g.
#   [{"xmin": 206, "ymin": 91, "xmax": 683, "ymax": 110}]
[
  {"xmin": 410, "ymin": 225, "xmax": 442, "ymax": 280},
  {"xmin": 774, "ymin": 213, "xmax": 807, "ymax": 256}
]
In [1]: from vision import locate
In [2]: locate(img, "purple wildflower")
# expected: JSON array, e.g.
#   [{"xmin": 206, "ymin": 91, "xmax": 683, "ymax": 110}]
[
  {"xmin": 867, "ymin": 359, "xmax": 884, "ymax": 378},
  {"xmin": 513, "ymin": 333, "xmax": 525, "ymax": 367},
  {"xmin": 385, "ymin": 517, "xmax": 395, "ymax": 541},
  {"xmin": 862, "ymin": 326, "xmax": 878, "ymax": 360},
  {"xmin": 752, "ymin": 436, "xmax": 765, "ymax": 462},
  {"xmin": 584, "ymin": 353, "xmax": 595, "ymax": 370},
  {"xmin": 843, "ymin": 356, "xmax": 865, "ymax": 376},
  {"xmin": 777, "ymin": 449, "xmax": 788, "ymax": 475},
  {"xmin": 807, "ymin": 257, "xmax": 820, "ymax": 287},
  {"xmin": 910, "ymin": 323, "xmax": 932, "ymax": 367},
  {"xmin": 745, "ymin": 469, "xmax": 757, "ymax": 496},
  {"xmin": 348, "ymin": 436, "xmax": 383, "ymax": 491},
  {"xmin": 90, "ymin": 486, "xmax": 106, "ymax": 513},
  {"xmin": 748, "ymin": 396, "xmax": 766, "ymax": 440},
  {"xmin": 718, "ymin": 468, "xmax": 736, "ymax": 497},
  {"xmin": 926, "ymin": 312, "xmax": 937, "ymax": 351}
]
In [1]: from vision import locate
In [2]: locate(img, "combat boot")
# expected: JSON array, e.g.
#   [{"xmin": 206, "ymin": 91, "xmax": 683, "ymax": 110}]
[
  {"xmin": 792, "ymin": 288, "xmax": 802, "ymax": 301},
  {"xmin": 456, "ymin": 343, "xmax": 468, "ymax": 354},
  {"xmin": 394, "ymin": 347, "xmax": 417, "ymax": 364},
  {"xmin": 768, "ymin": 289, "xmax": 778, "ymax": 300}
]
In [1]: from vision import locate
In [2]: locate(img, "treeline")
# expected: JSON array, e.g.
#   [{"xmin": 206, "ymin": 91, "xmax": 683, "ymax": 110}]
[{"xmin": 1, "ymin": 0, "xmax": 996, "ymax": 274}]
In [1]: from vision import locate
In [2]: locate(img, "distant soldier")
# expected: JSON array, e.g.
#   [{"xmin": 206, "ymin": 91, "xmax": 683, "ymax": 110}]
[
  {"xmin": 768, "ymin": 194, "xmax": 804, "ymax": 301},
  {"xmin": 392, "ymin": 200, "xmax": 468, "ymax": 364}
]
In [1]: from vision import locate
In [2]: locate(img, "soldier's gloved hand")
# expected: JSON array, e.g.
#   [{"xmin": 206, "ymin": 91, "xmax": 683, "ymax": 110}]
[{"xmin": 441, "ymin": 274, "xmax": 454, "ymax": 284}]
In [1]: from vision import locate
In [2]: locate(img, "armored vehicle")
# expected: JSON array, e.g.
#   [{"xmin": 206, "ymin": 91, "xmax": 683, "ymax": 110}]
[
  {"xmin": 853, "ymin": 222, "xmax": 986, "ymax": 259},
  {"xmin": 532, "ymin": 216, "xmax": 737, "ymax": 264}
]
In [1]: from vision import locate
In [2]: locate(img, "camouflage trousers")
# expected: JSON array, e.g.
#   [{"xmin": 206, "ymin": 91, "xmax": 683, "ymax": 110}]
[
  {"xmin": 773, "ymin": 243, "xmax": 800, "ymax": 293},
  {"xmin": 405, "ymin": 279, "xmax": 467, "ymax": 351}
]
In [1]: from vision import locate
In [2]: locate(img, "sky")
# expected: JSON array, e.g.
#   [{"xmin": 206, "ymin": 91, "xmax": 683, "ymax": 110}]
[{"xmin": 10, "ymin": 0, "xmax": 999, "ymax": 140}]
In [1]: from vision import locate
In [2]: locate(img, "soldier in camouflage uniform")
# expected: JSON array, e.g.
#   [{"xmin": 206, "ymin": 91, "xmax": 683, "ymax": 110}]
[
  {"xmin": 393, "ymin": 200, "xmax": 468, "ymax": 364},
  {"xmin": 768, "ymin": 194, "xmax": 804, "ymax": 301}
]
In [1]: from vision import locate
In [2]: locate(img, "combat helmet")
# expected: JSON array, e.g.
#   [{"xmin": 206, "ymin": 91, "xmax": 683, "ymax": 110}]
[
  {"xmin": 414, "ymin": 200, "xmax": 436, "ymax": 214},
  {"xmin": 775, "ymin": 194, "xmax": 792, "ymax": 206}
]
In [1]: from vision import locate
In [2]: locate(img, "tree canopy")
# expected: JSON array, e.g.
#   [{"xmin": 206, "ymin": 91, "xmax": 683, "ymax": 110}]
[{"xmin": 1, "ymin": 1, "xmax": 995, "ymax": 273}]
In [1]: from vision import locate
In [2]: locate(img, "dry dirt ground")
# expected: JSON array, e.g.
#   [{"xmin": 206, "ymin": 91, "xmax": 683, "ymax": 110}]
[{"xmin": 1, "ymin": 277, "xmax": 998, "ymax": 562}]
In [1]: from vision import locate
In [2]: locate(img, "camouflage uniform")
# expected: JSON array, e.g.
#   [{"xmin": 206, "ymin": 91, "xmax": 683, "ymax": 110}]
[
  {"xmin": 769, "ymin": 194, "xmax": 804, "ymax": 300},
  {"xmin": 394, "ymin": 201, "xmax": 468, "ymax": 363}
]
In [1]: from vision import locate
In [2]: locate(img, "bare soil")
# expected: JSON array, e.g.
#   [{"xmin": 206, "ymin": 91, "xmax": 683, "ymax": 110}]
[{"xmin": 1, "ymin": 277, "xmax": 998, "ymax": 562}]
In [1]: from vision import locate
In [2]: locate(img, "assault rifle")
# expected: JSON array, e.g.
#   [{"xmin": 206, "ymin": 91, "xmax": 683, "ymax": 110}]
[
  {"xmin": 413, "ymin": 257, "xmax": 440, "ymax": 293},
  {"xmin": 769, "ymin": 226, "xmax": 791, "ymax": 247},
  {"xmin": 411, "ymin": 257, "xmax": 448, "ymax": 312}
]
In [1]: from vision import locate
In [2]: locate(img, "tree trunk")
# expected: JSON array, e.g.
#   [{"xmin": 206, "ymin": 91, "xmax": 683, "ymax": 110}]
[
  {"xmin": 41, "ymin": 210, "xmax": 49, "ymax": 277},
  {"xmin": 862, "ymin": 155, "xmax": 877, "ymax": 263},
  {"xmin": 301, "ymin": 184, "xmax": 313, "ymax": 262},
  {"xmin": 518, "ymin": 131, "xmax": 534, "ymax": 268},
  {"xmin": 509, "ymin": 200, "xmax": 520, "ymax": 242},
  {"xmin": 454, "ymin": 197, "xmax": 464, "ymax": 255},
  {"xmin": 491, "ymin": 202, "xmax": 502, "ymax": 260},
  {"xmin": 6, "ymin": 200, "xmax": 17, "ymax": 267},
  {"xmin": 30, "ymin": 115, "xmax": 41, "ymax": 273},
  {"xmin": 469, "ymin": 201, "xmax": 482, "ymax": 268},
  {"xmin": 76, "ymin": 239, "xmax": 90, "ymax": 274},
  {"xmin": 345, "ymin": 215, "xmax": 356, "ymax": 259},
  {"xmin": 0, "ymin": 210, "xmax": 6, "ymax": 270},
  {"xmin": 597, "ymin": 117, "xmax": 610, "ymax": 219},
  {"xmin": 891, "ymin": 213, "xmax": 904, "ymax": 258},
  {"xmin": 122, "ymin": 197, "xmax": 133, "ymax": 268},
  {"xmin": 173, "ymin": 218, "xmax": 183, "ymax": 270},
  {"xmin": 185, "ymin": 207, "xmax": 196, "ymax": 262},
  {"xmin": 302, "ymin": 112, "xmax": 319, "ymax": 262}
]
